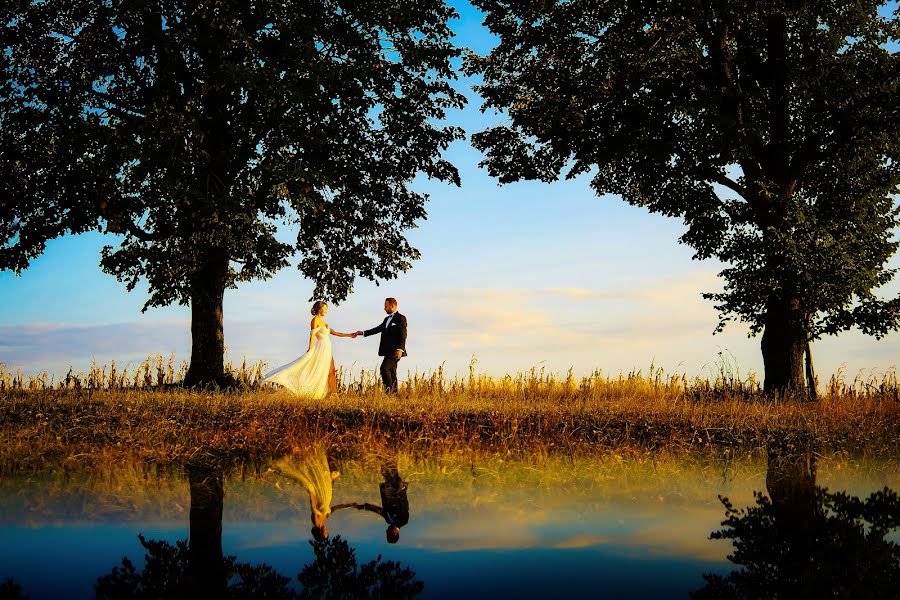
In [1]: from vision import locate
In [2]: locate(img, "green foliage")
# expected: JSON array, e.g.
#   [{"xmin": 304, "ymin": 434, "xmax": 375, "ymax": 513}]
[
  {"xmin": 693, "ymin": 487, "xmax": 900, "ymax": 599},
  {"xmin": 95, "ymin": 534, "xmax": 295, "ymax": 599},
  {"xmin": 0, "ymin": 578, "xmax": 29, "ymax": 600},
  {"xmin": 95, "ymin": 536, "xmax": 194, "ymax": 599},
  {"xmin": 93, "ymin": 534, "xmax": 422, "ymax": 599},
  {"xmin": 1, "ymin": 0, "xmax": 465, "ymax": 305},
  {"xmin": 467, "ymin": 0, "xmax": 900, "ymax": 341},
  {"xmin": 298, "ymin": 536, "xmax": 424, "ymax": 599}
]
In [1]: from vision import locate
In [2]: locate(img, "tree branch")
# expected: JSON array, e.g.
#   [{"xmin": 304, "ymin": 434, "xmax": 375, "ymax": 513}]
[
  {"xmin": 105, "ymin": 211, "xmax": 159, "ymax": 242},
  {"xmin": 706, "ymin": 170, "xmax": 747, "ymax": 199},
  {"xmin": 83, "ymin": 87, "xmax": 145, "ymax": 119}
]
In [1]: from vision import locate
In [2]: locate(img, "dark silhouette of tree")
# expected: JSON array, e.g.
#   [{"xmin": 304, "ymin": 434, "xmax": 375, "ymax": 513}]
[
  {"xmin": 0, "ymin": 578, "xmax": 28, "ymax": 600},
  {"xmin": 298, "ymin": 536, "xmax": 424, "ymax": 600},
  {"xmin": 185, "ymin": 462, "xmax": 228, "ymax": 596},
  {"xmin": 95, "ymin": 535, "xmax": 295, "ymax": 600},
  {"xmin": 693, "ymin": 441, "xmax": 900, "ymax": 599},
  {"xmin": 466, "ymin": 0, "xmax": 900, "ymax": 392},
  {"xmin": 95, "ymin": 535, "xmax": 423, "ymax": 599},
  {"xmin": 1, "ymin": 0, "xmax": 465, "ymax": 386}
]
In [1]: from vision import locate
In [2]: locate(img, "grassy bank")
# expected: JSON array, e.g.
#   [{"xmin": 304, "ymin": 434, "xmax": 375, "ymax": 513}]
[{"xmin": 2, "ymin": 361, "xmax": 899, "ymax": 476}]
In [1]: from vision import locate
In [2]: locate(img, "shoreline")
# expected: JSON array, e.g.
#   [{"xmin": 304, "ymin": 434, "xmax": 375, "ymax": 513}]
[{"xmin": 3, "ymin": 386, "xmax": 899, "ymax": 476}]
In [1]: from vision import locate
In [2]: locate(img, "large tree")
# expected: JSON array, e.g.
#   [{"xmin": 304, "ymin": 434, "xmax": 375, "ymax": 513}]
[
  {"xmin": 467, "ymin": 0, "xmax": 900, "ymax": 392},
  {"xmin": 1, "ymin": 0, "xmax": 464, "ymax": 386}
]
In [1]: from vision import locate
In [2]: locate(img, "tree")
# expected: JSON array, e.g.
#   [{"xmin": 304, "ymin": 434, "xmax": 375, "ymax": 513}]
[
  {"xmin": 298, "ymin": 536, "xmax": 424, "ymax": 600},
  {"xmin": 94, "ymin": 535, "xmax": 423, "ymax": 600},
  {"xmin": 694, "ymin": 479, "xmax": 900, "ymax": 598},
  {"xmin": 1, "ymin": 0, "xmax": 465, "ymax": 386},
  {"xmin": 466, "ymin": 0, "xmax": 900, "ymax": 392}
]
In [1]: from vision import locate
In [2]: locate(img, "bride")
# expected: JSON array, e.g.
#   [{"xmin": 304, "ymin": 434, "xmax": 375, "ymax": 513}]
[{"xmin": 262, "ymin": 301, "xmax": 357, "ymax": 397}]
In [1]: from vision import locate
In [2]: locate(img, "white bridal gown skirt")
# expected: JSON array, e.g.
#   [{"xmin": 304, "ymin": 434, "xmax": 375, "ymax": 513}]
[{"xmin": 263, "ymin": 327, "xmax": 332, "ymax": 398}]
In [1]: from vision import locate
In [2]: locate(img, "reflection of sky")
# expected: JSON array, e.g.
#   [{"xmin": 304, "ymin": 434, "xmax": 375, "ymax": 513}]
[
  {"xmin": 2, "ymin": 1, "xmax": 899, "ymax": 382},
  {"xmin": 3, "ymin": 454, "xmax": 899, "ymax": 599},
  {"xmin": 0, "ymin": 490, "xmax": 732, "ymax": 600}
]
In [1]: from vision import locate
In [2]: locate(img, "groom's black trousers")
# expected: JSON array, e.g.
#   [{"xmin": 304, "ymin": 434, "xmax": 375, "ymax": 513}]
[{"xmin": 380, "ymin": 357, "xmax": 399, "ymax": 393}]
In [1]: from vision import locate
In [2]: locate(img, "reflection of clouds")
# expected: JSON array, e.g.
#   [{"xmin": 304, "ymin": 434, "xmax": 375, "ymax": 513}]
[
  {"xmin": 221, "ymin": 490, "xmax": 733, "ymax": 562},
  {"xmin": 230, "ymin": 525, "xmax": 309, "ymax": 551},
  {"xmin": 406, "ymin": 500, "xmax": 731, "ymax": 562}
]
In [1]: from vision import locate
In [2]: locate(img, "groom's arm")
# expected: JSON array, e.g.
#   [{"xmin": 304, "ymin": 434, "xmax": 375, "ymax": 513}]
[
  {"xmin": 356, "ymin": 503, "xmax": 387, "ymax": 520},
  {"xmin": 364, "ymin": 321, "xmax": 385, "ymax": 337},
  {"xmin": 397, "ymin": 314, "xmax": 407, "ymax": 355}
]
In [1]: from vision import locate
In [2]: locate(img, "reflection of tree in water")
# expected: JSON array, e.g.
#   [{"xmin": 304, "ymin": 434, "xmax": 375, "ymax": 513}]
[
  {"xmin": 694, "ymin": 441, "xmax": 900, "ymax": 599},
  {"xmin": 95, "ymin": 535, "xmax": 422, "ymax": 599},
  {"xmin": 94, "ymin": 459, "xmax": 424, "ymax": 599},
  {"xmin": 95, "ymin": 534, "xmax": 292, "ymax": 599},
  {"xmin": 0, "ymin": 578, "xmax": 28, "ymax": 600},
  {"xmin": 298, "ymin": 536, "xmax": 423, "ymax": 599},
  {"xmin": 185, "ymin": 462, "xmax": 227, "ymax": 595}
]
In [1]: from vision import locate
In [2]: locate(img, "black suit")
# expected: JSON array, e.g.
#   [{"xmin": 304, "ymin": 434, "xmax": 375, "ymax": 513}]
[
  {"xmin": 356, "ymin": 461, "xmax": 409, "ymax": 529},
  {"xmin": 379, "ymin": 462, "xmax": 409, "ymax": 528},
  {"xmin": 364, "ymin": 312, "xmax": 407, "ymax": 393}
]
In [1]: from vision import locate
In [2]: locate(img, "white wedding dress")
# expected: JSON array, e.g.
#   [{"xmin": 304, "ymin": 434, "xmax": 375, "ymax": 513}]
[{"xmin": 263, "ymin": 325, "xmax": 333, "ymax": 398}]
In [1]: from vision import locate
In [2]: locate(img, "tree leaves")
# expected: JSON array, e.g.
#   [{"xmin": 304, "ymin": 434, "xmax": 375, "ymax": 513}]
[
  {"xmin": 469, "ymin": 0, "xmax": 900, "ymax": 345},
  {"xmin": 1, "ymin": 0, "xmax": 465, "ymax": 305}
]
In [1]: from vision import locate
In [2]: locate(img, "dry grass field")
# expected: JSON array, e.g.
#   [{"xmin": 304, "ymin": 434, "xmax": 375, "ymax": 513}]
[{"xmin": 2, "ymin": 357, "xmax": 899, "ymax": 477}]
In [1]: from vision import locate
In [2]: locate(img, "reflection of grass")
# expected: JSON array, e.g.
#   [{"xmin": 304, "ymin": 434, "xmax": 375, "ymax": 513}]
[
  {"xmin": 4, "ymin": 448, "xmax": 899, "ymax": 528},
  {"xmin": 2, "ymin": 362, "xmax": 899, "ymax": 476}
]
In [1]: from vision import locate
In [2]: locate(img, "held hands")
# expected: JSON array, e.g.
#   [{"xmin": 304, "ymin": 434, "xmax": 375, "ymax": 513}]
[{"xmin": 350, "ymin": 328, "xmax": 400, "ymax": 356}]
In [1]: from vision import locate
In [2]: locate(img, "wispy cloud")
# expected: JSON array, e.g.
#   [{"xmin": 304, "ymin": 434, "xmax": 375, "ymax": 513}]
[
  {"xmin": 2, "ymin": 270, "xmax": 897, "ymax": 380},
  {"xmin": 543, "ymin": 287, "xmax": 622, "ymax": 300},
  {"xmin": 0, "ymin": 320, "xmax": 190, "ymax": 374}
]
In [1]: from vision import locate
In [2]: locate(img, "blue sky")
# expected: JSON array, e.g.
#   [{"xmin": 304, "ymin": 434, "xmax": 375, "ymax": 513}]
[{"xmin": 1, "ymin": 1, "xmax": 898, "ymax": 383}]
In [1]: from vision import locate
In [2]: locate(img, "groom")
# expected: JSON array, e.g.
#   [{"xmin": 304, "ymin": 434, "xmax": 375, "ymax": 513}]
[{"xmin": 356, "ymin": 298, "xmax": 407, "ymax": 393}]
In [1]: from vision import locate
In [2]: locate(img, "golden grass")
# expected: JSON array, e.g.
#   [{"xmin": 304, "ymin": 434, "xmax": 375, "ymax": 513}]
[
  {"xmin": 5, "ymin": 447, "xmax": 898, "ymax": 528},
  {"xmin": 1, "ymin": 357, "xmax": 899, "ymax": 478}
]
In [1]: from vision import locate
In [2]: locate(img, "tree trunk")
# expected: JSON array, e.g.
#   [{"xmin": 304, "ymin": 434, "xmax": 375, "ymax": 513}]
[
  {"xmin": 804, "ymin": 340, "xmax": 817, "ymax": 400},
  {"xmin": 766, "ymin": 439, "xmax": 820, "ymax": 533},
  {"xmin": 760, "ymin": 295, "xmax": 807, "ymax": 393},
  {"xmin": 183, "ymin": 252, "xmax": 228, "ymax": 388},
  {"xmin": 186, "ymin": 462, "xmax": 227, "ymax": 596}
]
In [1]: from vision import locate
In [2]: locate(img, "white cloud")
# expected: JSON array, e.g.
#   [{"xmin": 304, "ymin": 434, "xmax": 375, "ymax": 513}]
[{"xmin": 2, "ymin": 270, "xmax": 898, "ymax": 382}]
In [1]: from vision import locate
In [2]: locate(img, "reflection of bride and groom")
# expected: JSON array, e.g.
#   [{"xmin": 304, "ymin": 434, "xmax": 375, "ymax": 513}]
[
  {"xmin": 275, "ymin": 449, "xmax": 409, "ymax": 544},
  {"xmin": 88, "ymin": 454, "xmax": 422, "ymax": 599},
  {"xmin": 263, "ymin": 297, "xmax": 407, "ymax": 396}
]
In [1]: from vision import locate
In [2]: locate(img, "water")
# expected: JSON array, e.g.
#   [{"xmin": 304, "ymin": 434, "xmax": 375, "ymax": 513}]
[{"xmin": 1, "ymin": 448, "xmax": 898, "ymax": 599}]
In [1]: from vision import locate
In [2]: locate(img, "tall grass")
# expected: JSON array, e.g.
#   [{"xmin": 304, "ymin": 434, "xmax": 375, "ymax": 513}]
[
  {"xmin": 3, "ymin": 354, "xmax": 897, "ymax": 401},
  {"xmin": 2, "ymin": 354, "xmax": 899, "ymax": 478},
  {"xmin": 0, "ymin": 354, "xmax": 268, "ymax": 391}
]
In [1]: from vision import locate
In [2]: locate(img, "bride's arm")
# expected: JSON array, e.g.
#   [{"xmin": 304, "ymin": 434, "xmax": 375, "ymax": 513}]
[
  {"xmin": 330, "ymin": 328, "xmax": 357, "ymax": 338},
  {"xmin": 308, "ymin": 317, "xmax": 320, "ymax": 351}
]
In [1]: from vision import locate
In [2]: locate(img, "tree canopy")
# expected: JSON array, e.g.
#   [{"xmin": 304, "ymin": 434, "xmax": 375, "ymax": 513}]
[
  {"xmin": 467, "ymin": 0, "xmax": 900, "ymax": 391},
  {"xmin": 1, "ymin": 0, "xmax": 465, "ymax": 384},
  {"xmin": 694, "ymin": 487, "xmax": 900, "ymax": 599}
]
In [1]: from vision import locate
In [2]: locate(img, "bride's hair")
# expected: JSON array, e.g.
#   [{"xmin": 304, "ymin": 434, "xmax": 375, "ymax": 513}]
[{"xmin": 310, "ymin": 301, "xmax": 327, "ymax": 316}]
